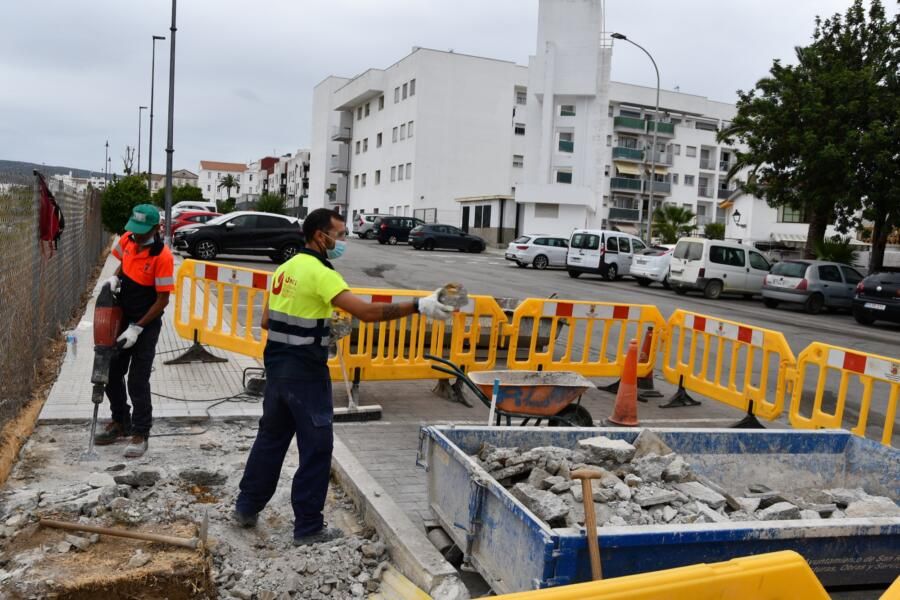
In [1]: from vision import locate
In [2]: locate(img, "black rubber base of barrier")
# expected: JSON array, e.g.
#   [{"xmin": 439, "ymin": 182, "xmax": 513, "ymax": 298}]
[
  {"xmin": 660, "ymin": 377, "xmax": 702, "ymax": 408},
  {"xmin": 602, "ymin": 377, "xmax": 662, "ymax": 403},
  {"xmin": 164, "ymin": 330, "xmax": 229, "ymax": 365},
  {"xmin": 731, "ymin": 401, "xmax": 767, "ymax": 429}
]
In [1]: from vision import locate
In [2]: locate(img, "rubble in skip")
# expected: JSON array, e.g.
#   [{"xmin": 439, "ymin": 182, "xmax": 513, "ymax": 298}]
[{"xmin": 470, "ymin": 431, "xmax": 900, "ymax": 530}]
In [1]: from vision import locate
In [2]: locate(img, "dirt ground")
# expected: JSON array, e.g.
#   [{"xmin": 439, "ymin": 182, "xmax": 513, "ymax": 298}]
[{"xmin": 0, "ymin": 420, "xmax": 392, "ymax": 599}]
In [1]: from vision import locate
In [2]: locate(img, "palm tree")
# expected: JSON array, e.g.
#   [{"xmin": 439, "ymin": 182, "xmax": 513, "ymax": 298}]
[
  {"xmin": 217, "ymin": 174, "xmax": 240, "ymax": 201},
  {"xmin": 652, "ymin": 204, "xmax": 696, "ymax": 243}
]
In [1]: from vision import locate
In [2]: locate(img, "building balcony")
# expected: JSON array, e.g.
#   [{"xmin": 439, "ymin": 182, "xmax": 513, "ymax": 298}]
[
  {"xmin": 646, "ymin": 181, "xmax": 671, "ymax": 195},
  {"xmin": 696, "ymin": 215, "xmax": 714, "ymax": 226},
  {"xmin": 649, "ymin": 151, "xmax": 674, "ymax": 166},
  {"xmin": 613, "ymin": 146, "xmax": 643, "ymax": 161},
  {"xmin": 720, "ymin": 160, "xmax": 734, "ymax": 172},
  {"xmin": 329, "ymin": 147, "xmax": 350, "ymax": 174},
  {"xmin": 608, "ymin": 207, "xmax": 641, "ymax": 222},
  {"xmin": 698, "ymin": 185, "xmax": 714, "ymax": 198},
  {"xmin": 699, "ymin": 158, "xmax": 716, "ymax": 170},
  {"xmin": 646, "ymin": 120, "xmax": 675, "ymax": 137},
  {"xmin": 610, "ymin": 177, "xmax": 643, "ymax": 192},
  {"xmin": 717, "ymin": 187, "xmax": 735, "ymax": 200},
  {"xmin": 613, "ymin": 116, "xmax": 646, "ymax": 132},
  {"xmin": 330, "ymin": 126, "xmax": 352, "ymax": 142}
]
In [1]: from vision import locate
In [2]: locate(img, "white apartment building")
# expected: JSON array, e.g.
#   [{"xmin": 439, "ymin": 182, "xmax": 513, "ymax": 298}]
[
  {"xmin": 309, "ymin": 47, "xmax": 527, "ymax": 240},
  {"xmin": 198, "ymin": 161, "xmax": 249, "ymax": 204},
  {"xmin": 50, "ymin": 171, "xmax": 107, "ymax": 193}
]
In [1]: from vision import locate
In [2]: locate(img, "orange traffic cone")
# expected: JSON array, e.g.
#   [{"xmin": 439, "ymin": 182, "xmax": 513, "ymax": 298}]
[{"xmin": 605, "ymin": 339, "xmax": 639, "ymax": 427}]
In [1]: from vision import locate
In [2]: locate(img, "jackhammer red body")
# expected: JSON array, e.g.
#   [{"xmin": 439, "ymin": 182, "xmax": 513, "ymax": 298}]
[{"xmin": 84, "ymin": 282, "xmax": 123, "ymax": 460}]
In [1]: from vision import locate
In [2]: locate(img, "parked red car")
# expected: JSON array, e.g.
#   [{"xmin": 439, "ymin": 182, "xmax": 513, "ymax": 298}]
[{"xmin": 171, "ymin": 210, "xmax": 221, "ymax": 232}]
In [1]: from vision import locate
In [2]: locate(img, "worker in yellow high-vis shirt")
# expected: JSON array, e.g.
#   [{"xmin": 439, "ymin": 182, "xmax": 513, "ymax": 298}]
[{"xmin": 234, "ymin": 208, "xmax": 454, "ymax": 546}]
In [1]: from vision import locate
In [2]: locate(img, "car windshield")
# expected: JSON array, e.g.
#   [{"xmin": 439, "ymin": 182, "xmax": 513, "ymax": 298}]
[
  {"xmin": 514, "ymin": 236, "xmax": 531, "ymax": 244},
  {"xmin": 771, "ymin": 261, "xmax": 808, "ymax": 278}
]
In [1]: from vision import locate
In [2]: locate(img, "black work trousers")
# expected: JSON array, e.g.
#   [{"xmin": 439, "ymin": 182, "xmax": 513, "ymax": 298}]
[{"xmin": 104, "ymin": 318, "xmax": 162, "ymax": 436}]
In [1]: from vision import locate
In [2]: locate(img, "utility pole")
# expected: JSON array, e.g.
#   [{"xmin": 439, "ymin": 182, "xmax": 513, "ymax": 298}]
[
  {"xmin": 137, "ymin": 106, "xmax": 147, "ymax": 176},
  {"xmin": 104, "ymin": 140, "xmax": 109, "ymax": 183},
  {"xmin": 163, "ymin": 0, "xmax": 177, "ymax": 245},
  {"xmin": 148, "ymin": 35, "xmax": 166, "ymax": 193}
]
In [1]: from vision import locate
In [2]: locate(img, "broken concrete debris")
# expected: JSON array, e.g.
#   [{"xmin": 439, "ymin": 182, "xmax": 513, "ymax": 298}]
[{"xmin": 470, "ymin": 433, "xmax": 899, "ymax": 530}]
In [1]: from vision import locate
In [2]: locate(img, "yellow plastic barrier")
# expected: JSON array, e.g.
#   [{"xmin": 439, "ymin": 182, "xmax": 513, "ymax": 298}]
[
  {"xmin": 174, "ymin": 259, "xmax": 271, "ymax": 358},
  {"xmin": 661, "ymin": 310, "xmax": 794, "ymax": 419},
  {"xmin": 505, "ymin": 299, "xmax": 666, "ymax": 379},
  {"xmin": 788, "ymin": 342, "xmax": 899, "ymax": 446},
  {"xmin": 491, "ymin": 550, "xmax": 829, "ymax": 599},
  {"xmin": 882, "ymin": 575, "xmax": 900, "ymax": 600}
]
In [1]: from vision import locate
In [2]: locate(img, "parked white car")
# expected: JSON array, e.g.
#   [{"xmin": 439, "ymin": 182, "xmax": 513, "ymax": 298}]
[
  {"xmin": 631, "ymin": 245, "xmax": 675, "ymax": 288},
  {"xmin": 566, "ymin": 229, "xmax": 648, "ymax": 280},
  {"xmin": 669, "ymin": 237, "xmax": 772, "ymax": 299},
  {"xmin": 505, "ymin": 234, "xmax": 569, "ymax": 269}
]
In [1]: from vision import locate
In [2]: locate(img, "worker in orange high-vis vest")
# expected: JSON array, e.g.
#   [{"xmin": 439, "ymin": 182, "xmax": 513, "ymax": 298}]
[{"xmin": 94, "ymin": 204, "xmax": 174, "ymax": 458}]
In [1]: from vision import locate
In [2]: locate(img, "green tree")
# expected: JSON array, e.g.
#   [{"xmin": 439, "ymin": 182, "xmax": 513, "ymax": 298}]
[
  {"xmin": 219, "ymin": 198, "xmax": 236, "ymax": 213},
  {"xmin": 255, "ymin": 192, "xmax": 285, "ymax": 215},
  {"xmin": 704, "ymin": 222, "xmax": 726, "ymax": 240},
  {"xmin": 652, "ymin": 204, "xmax": 695, "ymax": 244},
  {"xmin": 217, "ymin": 174, "xmax": 240, "ymax": 200},
  {"xmin": 151, "ymin": 184, "xmax": 204, "ymax": 207},
  {"xmin": 814, "ymin": 236, "xmax": 859, "ymax": 265},
  {"xmin": 101, "ymin": 174, "xmax": 150, "ymax": 233},
  {"xmin": 719, "ymin": 0, "xmax": 899, "ymax": 267}
]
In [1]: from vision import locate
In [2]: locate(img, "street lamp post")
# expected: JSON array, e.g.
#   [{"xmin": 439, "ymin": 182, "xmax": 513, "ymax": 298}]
[
  {"xmin": 148, "ymin": 35, "xmax": 166, "ymax": 193},
  {"xmin": 137, "ymin": 106, "xmax": 147, "ymax": 175},
  {"xmin": 163, "ymin": 0, "xmax": 177, "ymax": 246},
  {"xmin": 104, "ymin": 140, "xmax": 109, "ymax": 183},
  {"xmin": 611, "ymin": 33, "xmax": 660, "ymax": 244}
]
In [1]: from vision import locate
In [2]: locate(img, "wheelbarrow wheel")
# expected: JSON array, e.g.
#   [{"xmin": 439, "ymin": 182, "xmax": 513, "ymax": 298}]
[{"xmin": 549, "ymin": 404, "xmax": 594, "ymax": 427}]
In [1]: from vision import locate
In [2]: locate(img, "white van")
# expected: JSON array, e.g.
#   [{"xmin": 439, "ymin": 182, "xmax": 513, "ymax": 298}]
[
  {"xmin": 566, "ymin": 229, "xmax": 648, "ymax": 280},
  {"xmin": 669, "ymin": 237, "xmax": 772, "ymax": 299},
  {"xmin": 172, "ymin": 200, "xmax": 218, "ymax": 215}
]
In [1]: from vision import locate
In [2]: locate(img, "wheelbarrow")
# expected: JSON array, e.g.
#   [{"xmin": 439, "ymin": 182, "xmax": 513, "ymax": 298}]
[{"xmin": 425, "ymin": 354, "xmax": 595, "ymax": 427}]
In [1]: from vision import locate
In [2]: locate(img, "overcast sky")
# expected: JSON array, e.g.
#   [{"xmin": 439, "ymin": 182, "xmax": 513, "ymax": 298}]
[{"xmin": 1, "ymin": 0, "xmax": 886, "ymax": 175}]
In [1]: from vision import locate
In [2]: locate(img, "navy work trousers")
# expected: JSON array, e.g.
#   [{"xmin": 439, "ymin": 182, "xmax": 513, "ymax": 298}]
[
  {"xmin": 105, "ymin": 318, "xmax": 162, "ymax": 436},
  {"xmin": 236, "ymin": 377, "xmax": 334, "ymax": 537}
]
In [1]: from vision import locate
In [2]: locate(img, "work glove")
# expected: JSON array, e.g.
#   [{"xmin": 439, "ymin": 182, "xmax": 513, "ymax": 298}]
[
  {"xmin": 418, "ymin": 289, "xmax": 455, "ymax": 322},
  {"xmin": 117, "ymin": 324, "xmax": 144, "ymax": 349},
  {"xmin": 104, "ymin": 275, "xmax": 121, "ymax": 294}
]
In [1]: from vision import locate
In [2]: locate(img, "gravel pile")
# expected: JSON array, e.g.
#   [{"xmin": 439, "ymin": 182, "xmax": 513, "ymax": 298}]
[{"xmin": 471, "ymin": 431, "xmax": 900, "ymax": 529}]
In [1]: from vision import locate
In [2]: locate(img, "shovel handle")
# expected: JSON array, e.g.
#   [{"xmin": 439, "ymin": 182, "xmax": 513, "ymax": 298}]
[{"xmin": 40, "ymin": 518, "xmax": 199, "ymax": 549}]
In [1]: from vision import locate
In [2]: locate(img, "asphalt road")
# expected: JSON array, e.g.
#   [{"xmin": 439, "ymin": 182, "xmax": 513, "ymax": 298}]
[{"xmin": 199, "ymin": 238, "xmax": 898, "ymax": 444}]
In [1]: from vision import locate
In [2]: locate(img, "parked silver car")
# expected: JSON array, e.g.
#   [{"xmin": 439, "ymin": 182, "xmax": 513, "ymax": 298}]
[
  {"xmin": 505, "ymin": 234, "xmax": 569, "ymax": 269},
  {"xmin": 354, "ymin": 213, "xmax": 381, "ymax": 239},
  {"xmin": 762, "ymin": 260, "xmax": 864, "ymax": 314}
]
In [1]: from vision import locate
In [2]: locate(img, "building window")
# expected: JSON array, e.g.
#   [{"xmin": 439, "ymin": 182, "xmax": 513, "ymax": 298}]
[
  {"xmin": 375, "ymin": 170, "xmax": 381, "ymax": 185},
  {"xmin": 363, "ymin": 138, "xmax": 368, "ymax": 152},
  {"xmin": 207, "ymin": 172, "xmax": 211, "ymax": 179},
  {"xmin": 400, "ymin": 124, "xmax": 406, "ymax": 140},
  {"xmin": 376, "ymin": 133, "xmax": 382, "ymax": 147},
  {"xmin": 556, "ymin": 169, "xmax": 573, "ymax": 184},
  {"xmin": 378, "ymin": 95, "xmax": 384, "ymax": 110},
  {"xmin": 686, "ymin": 146, "xmax": 697, "ymax": 157},
  {"xmin": 361, "ymin": 173, "xmax": 367, "ymax": 187},
  {"xmin": 365, "ymin": 102, "xmax": 370, "ymax": 117},
  {"xmin": 604, "ymin": 164, "xmax": 610, "ymax": 177},
  {"xmin": 407, "ymin": 121, "xmax": 414, "ymax": 137},
  {"xmin": 534, "ymin": 203, "xmax": 559, "ymax": 218},
  {"xmin": 409, "ymin": 78, "xmax": 416, "ymax": 96},
  {"xmin": 405, "ymin": 163, "xmax": 412, "ymax": 178},
  {"xmin": 355, "ymin": 141, "xmax": 361, "ymax": 155},
  {"xmin": 392, "ymin": 127, "xmax": 398, "ymax": 143},
  {"xmin": 516, "ymin": 89, "xmax": 527, "ymax": 105},
  {"xmin": 398, "ymin": 165, "xmax": 404, "ymax": 181},
  {"xmin": 394, "ymin": 87, "xmax": 400, "ymax": 103},
  {"xmin": 560, "ymin": 104, "xmax": 576, "ymax": 117},
  {"xmin": 391, "ymin": 166, "xmax": 396, "ymax": 182},
  {"xmin": 514, "ymin": 123, "xmax": 525, "ymax": 136},
  {"xmin": 354, "ymin": 175, "xmax": 359, "ymax": 188},
  {"xmin": 473, "ymin": 205, "xmax": 492, "ymax": 228},
  {"xmin": 402, "ymin": 83, "xmax": 408, "ymax": 99},
  {"xmin": 207, "ymin": 184, "xmax": 211, "ymax": 191},
  {"xmin": 558, "ymin": 131, "xmax": 574, "ymax": 153},
  {"xmin": 512, "ymin": 155, "xmax": 524, "ymax": 168},
  {"xmin": 685, "ymin": 174, "xmax": 695, "ymax": 186},
  {"xmin": 778, "ymin": 205, "xmax": 809, "ymax": 223},
  {"xmin": 606, "ymin": 135, "xmax": 612, "ymax": 147},
  {"xmin": 357, "ymin": 107, "xmax": 363, "ymax": 121},
  {"xmin": 249, "ymin": 174, "xmax": 253, "ymax": 181},
  {"xmin": 672, "ymin": 173, "xmax": 679, "ymax": 184}
]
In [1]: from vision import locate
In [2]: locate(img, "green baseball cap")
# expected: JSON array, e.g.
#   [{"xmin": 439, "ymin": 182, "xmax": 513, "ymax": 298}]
[{"xmin": 125, "ymin": 204, "xmax": 160, "ymax": 234}]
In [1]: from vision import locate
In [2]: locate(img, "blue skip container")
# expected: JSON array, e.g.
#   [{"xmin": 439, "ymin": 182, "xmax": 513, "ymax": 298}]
[{"xmin": 419, "ymin": 426, "xmax": 900, "ymax": 594}]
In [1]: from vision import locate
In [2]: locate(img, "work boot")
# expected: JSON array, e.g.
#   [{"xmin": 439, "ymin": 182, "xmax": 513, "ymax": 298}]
[
  {"xmin": 293, "ymin": 527, "xmax": 343, "ymax": 547},
  {"xmin": 93, "ymin": 421, "xmax": 129, "ymax": 446},
  {"xmin": 232, "ymin": 510, "xmax": 259, "ymax": 528},
  {"xmin": 124, "ymin": 435, "xmax": 148, "ymax": 458}
]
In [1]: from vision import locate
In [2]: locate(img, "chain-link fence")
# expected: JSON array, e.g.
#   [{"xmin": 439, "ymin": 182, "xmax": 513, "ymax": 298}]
[{"xmin": 0, "ymin": 180, "xmax": 109, "ymax": 428}]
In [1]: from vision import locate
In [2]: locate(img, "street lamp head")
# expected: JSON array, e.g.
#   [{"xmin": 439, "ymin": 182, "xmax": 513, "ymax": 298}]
[
  {"xmin": 733, "ymin": 209, "xmax": 742, "ymax": 226},
  {"xmin": 153, "ymin": 35, "xmax": 166, "ymax": 40},
  {"xmin": 611, "ymin": 32, "xmax": 627, "ymax": 40},
  {"xmin": 139, "ymin": 106, "xmax": 148, "ymax": 110}
]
